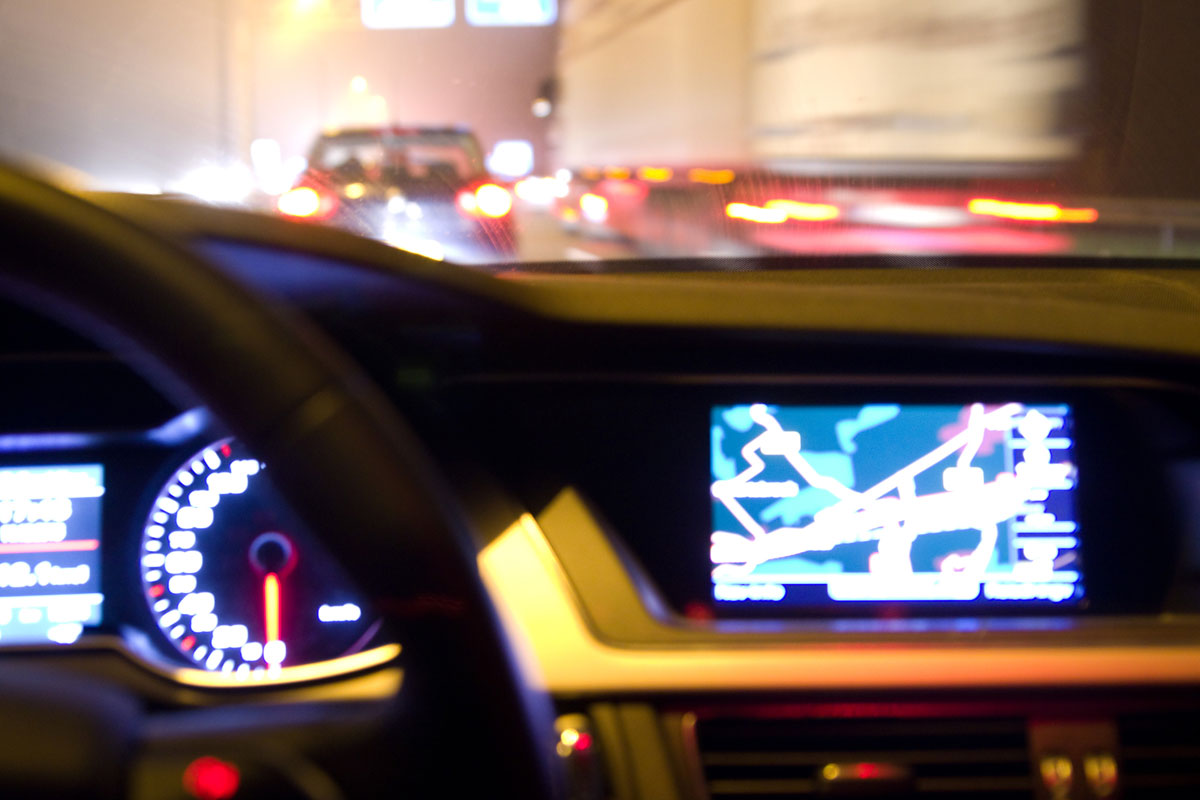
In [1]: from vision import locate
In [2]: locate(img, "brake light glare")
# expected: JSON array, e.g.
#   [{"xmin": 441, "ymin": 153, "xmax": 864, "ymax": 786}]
[
  {"xmin": 457, "ymin": 184, "xmax": 513, "ymax": 218},
  {"xmin": 726, "ymin": 199, "xmax": 839, "ymax": 224},
  {"xmin": 456, "ymin": 189, "xmax": 478, "ymax": 215},
  {"xmin": 726, "ymin": 202, "xmax": 787, "ymax": 224},
  {"xmin": 968, "ymin": 198, "xmax": 1098, "ymax": 223},
  {"xmin": 580, "ymin": 193, "xmax": 608, "ymax": 223},
  {"xmin": 475, "ymin": 183, "xmax": 514, "ymax": 218},
  {"xmin": 277, "ymin": 186, "xmax": 323, "ymax": 218},
  {"xmin": 765, "ymin": 199, "xmax": 840, "ymax": 222}
]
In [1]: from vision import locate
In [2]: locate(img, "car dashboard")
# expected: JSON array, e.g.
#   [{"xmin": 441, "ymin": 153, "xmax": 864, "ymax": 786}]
[{"xmin": 4, "ymin": 195, "xmax": 1200, "ymax": 798}]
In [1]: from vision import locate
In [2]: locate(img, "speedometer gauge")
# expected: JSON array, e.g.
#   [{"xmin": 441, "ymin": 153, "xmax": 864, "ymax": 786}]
[{"xmin": 140, "ymin": 439, "xmax": 378, "ymax": 674}]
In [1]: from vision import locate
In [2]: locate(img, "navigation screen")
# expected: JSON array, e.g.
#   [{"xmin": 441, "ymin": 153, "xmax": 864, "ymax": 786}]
[
  {"xmin": 0, "ymin": 464, "xmax": 103, "ymax": 643},
  {"xmin": 710, "ymin": 404, "xmax": 1082, "ymax": 608}
]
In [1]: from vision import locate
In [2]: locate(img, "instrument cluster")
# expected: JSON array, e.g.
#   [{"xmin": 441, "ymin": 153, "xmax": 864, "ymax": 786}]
[{"xmin": 0, "ymin": 409, "xmax": 390, "ymax": 684}]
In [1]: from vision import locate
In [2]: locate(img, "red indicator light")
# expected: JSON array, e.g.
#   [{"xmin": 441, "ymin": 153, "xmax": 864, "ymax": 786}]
[
  {"xmin": 181, "ymin": 635, "xmax": 196, "ymax": 652},
  {"xmin": 574, "ymin": 732, "xmax": 594, "ymax": 752},
  {"xmin": 822, "ymin": 761, "xmax": 908, "ymax": 783},
  {"xmin": 220, "ymin": 444, "xmax": 231, "ymax": 457},
  {"xmin": 182, "ymin": 756, "xmax": 240, "ymax": 800},
  {"xmin": 148, "ymin": 584, "xmax": 165, "ymax": 598}
]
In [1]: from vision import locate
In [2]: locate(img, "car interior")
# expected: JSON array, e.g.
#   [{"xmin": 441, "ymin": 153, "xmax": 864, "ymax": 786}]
[
  {"xmin": 2, "ymin": 164, "xmax": 1200, "ymax": 799},
  {"xmin": 3, "ymin": 1, "xmax": 1200, "ymax": 798}
]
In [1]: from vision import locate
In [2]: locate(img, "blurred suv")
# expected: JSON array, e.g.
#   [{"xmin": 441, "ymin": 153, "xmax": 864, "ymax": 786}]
[{"xmin": 277, "ymin": 126, "xmax": 516, "ymax": 263}]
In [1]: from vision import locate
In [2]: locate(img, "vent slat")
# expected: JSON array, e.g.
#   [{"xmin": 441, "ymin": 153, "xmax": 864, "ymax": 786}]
[
  {"xmin": 704, "ymin": 747, "xmax": 1029, "ymax": 767},
  {"xmin": 916, "ymin": 776, "xmax": 1033, "ymax": 792},
  {"xmin": 696, "ymin": 717, "xmax": 1029, "ymax": 799},
  {"xmin": 1122, "ymin": 745, "xmax": 1200, "ymax": 759},
  {"xmin": 709, "ymin": 778, "xmax": 816, "ymax": 795},
  {"xmin": 1125, "ymin": 775, "xmax": 1200, "ymax": 787},
  {"xmin": 710, "ymin": 776, "xmax": 1033, "ymax": 795},
  {"xmin": 695, "ymin": 711, "xmax": 1200, "ymax": 799},
  {"xmin": 1119, "ymin": 713, "xmax": 1200, "ymax": 798}
]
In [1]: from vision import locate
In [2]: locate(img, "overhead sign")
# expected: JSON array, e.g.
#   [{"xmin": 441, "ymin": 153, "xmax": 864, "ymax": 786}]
[
  {"xmin": 361, "ymin": 0, "xmax": 454, "ymax": 29},
  {"xmin": 466, "ymin": 0, "xmax": 557, "ymax": 26}
]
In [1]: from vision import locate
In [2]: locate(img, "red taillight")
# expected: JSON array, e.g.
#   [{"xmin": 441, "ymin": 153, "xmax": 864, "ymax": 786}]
[
  {"xmin": 457, "ymin": 184, "xmax": 513, "ymax": 219},
  {"xmin": 475, "ymin": 184, "xmax": 513, "ymax": 218},
  {"xmin": 968, "ymin": 198, "xmax": 1098, "ymax": 224},
  {"xmin": 277, "ymin": 184, "xmax": 337, "ymax": 220},
  {"xmin": 725, "ymin": 199, "xmax": 840, "ymax": 224},
  {"xmin": 765, "ymin": 199, "xmax": 840, "ymax": 222},
  {"xmin": 278, "ymin": 186, "xmax": 320, "ymax": 217},
  {"xmin": 580, "ymin": 193, "xmax": 608, "ymax": 223},
  {"xmin": 456, "ymin": 189, "xmax": 478, "ymax": 215}
]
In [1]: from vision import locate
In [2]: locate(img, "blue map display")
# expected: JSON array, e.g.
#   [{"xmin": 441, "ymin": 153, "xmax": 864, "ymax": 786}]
[{"xmin": 710, "ymin": 403, "xmax": 1083, "ymax": 605}]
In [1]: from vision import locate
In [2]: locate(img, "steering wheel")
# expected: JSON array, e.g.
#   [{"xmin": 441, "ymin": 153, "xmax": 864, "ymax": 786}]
[{"xmin": 0, "ymin": 166, "xmax": 559, "ymax": 798}]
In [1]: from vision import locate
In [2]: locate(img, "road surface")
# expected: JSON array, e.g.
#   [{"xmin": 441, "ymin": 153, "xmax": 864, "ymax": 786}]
[{"xmin": 511, "ymin": 205, "xmax": 639, "ymax": 266}]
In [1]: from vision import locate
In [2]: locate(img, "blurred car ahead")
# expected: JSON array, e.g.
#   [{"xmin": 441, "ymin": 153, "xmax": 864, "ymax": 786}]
[{"xmin": 277, "ymin": 126, "xmax": 516, "ymax": 263}]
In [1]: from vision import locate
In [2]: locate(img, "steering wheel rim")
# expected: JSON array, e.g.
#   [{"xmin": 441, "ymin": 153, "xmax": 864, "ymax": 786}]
[{"xmin": 0, "ymin": 165, "xmax": 558, "ymax": 798}]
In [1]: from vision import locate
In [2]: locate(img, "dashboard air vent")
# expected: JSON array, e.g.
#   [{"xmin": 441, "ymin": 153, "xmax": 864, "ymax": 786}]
[
  {"xmin": 1120, "ymin": 713, "xmax": 1200, "ymax": 798},
  {"xmin": 695, "ymin": 716, "xmax": 1032, "ymax": 799}
]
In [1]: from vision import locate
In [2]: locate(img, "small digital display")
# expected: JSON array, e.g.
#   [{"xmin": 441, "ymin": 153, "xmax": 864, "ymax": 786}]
[
  {"xmin": 0, "ymin": 464, "xmax": 103, "ymax": 643},
  {"xmin": 711, "ymin": 404, "xmax": 1082, "ymax": 608}
]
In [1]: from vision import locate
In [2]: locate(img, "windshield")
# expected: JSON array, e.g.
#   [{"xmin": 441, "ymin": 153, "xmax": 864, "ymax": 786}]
[{"xmin": 4, "ymin": 0, "xmax": 1200, "ymax": 267}]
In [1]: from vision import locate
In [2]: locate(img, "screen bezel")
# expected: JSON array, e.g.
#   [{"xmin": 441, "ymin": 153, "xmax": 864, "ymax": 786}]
[{"xmin": 707, "ymin": 401, "xmax": 1086, "ymax": 616}]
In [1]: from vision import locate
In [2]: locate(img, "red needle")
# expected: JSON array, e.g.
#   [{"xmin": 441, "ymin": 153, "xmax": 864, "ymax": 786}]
[{"xmin": 264, "ymin": 572, "xmax": 281, "ymax": 643}]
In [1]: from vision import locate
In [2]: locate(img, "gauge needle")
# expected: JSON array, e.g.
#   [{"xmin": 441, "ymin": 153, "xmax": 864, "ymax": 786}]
[{"xmin": 264, "ymin": 572, "xmax": 281, "ymax": 644}]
